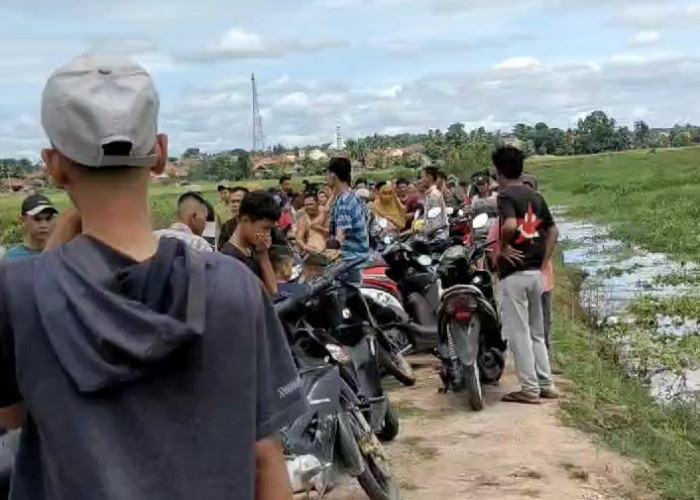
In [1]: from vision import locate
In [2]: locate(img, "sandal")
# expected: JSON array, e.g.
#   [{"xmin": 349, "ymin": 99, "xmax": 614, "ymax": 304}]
[{"xmin": 502, "ymin": 391, "xmax": 541, "ymax": 405}]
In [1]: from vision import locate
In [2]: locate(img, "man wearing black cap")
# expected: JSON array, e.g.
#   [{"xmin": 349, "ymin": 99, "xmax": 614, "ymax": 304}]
[{"xmin": 3, "ymin": 194, "xmax": 58, "ymax": 261}]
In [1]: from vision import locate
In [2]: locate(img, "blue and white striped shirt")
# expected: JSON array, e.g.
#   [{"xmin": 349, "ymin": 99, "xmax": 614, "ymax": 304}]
[{"xmin": 330, "ymin": 190, "xmax": 370, "ymax": 263}]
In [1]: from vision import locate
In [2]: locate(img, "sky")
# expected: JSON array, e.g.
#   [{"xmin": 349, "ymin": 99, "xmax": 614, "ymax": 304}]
[{"xmin": 1, "ymin": 0, "xmax": 699, "ymax": 159}]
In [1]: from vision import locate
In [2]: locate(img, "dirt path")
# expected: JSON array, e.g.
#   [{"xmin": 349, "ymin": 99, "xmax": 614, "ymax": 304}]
[{"xmin": 325, "ymin": 356, "xmax": 656, "ymax": 500}]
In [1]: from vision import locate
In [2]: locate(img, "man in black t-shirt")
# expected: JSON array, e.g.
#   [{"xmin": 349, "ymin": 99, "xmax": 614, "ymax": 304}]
[
  {"xmin": 494, "ymin": 147, "xmax": 559, "ymax": 405},
  {"xmin": 221, "ymin": 191, "xmax": 281, "ymax": 296}
]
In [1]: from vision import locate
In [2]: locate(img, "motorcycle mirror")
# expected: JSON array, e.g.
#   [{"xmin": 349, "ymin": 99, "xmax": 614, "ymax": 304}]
[
  {"xmin": 417, "ymin": 255, "xmax": 432, "ymax": 266},
  {"xmin": 472, "ymin": 213, "xmax": 489, "ymax": 229},
  {"xmin": 445, "ymin": 207, "xmax": 454, "ymax": 216},
  {"xmin": 427, "ymin": 207, "xmax": 442, "ymax": 219},
  {"xmin": 377, "ymin": 217, "xmax": 389, "ymax": 229}
]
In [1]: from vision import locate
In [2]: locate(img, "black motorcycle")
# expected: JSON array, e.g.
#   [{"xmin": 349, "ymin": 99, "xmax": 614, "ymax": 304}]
[
  {"xmin": 434, "ymin": 215, "xmax": 507, "ymax": 411},
  {"xmin": 275, "ymin": 262, "xmax": 400, "ymax": 499},
  {"xmin": 368, "ymin": 229, "xmax": 448, "ymax": 353}
]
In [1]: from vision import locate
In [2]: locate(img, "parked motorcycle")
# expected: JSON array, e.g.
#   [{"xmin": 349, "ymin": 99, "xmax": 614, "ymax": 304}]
[
  {"xmin": 275, "ymin": 262, "xmax": 400, "ymax": 499},
  {"xmin": 362, "ymin": 214, "xmax": 458, "ymax": 357},
  {"xmin": 434, "ymin": 213, "xmax": 507, "ymax": 411},
  {"xmin": 280, "ymin": 260, "xmax": 405, "ymax": 437}
]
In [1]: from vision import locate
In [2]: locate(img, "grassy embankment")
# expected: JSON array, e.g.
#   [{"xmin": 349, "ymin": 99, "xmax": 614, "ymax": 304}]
[{"xmin": 532, "ymin": 147, "xmax": 700, "ymax": 499}]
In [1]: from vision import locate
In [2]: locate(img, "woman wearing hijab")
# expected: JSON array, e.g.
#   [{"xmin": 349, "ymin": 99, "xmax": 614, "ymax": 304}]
[{"xmin": 372, "ymin": 183, "xmax": 406, "ymax": 237}]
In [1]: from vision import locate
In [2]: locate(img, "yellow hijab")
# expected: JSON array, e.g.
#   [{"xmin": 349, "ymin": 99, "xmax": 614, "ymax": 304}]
[{"xmin": 374, "ymin": 185, "xmax": 406, "ymax": 230}]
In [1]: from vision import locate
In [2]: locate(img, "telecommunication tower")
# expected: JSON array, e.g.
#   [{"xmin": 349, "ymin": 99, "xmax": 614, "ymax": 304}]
[
  {"xmin": 251, "ymin": 74, "xmax": 265, "ymax": 152},
  {"xmin": 335, "ymin": 123, "xmax": 343, "ymax": 150}
]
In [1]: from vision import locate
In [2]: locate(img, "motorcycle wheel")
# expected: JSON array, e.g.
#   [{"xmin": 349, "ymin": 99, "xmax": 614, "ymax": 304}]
[
  {"xmin": 462, "ymin": 362, "xmax": 484, "ymax": 411},
  {"xmin": 350, "ymin": 411, "xmax": 400, "ymax": 500},
  {"xmin": 385, "ymin": 327, "xmax": 411, "ymax": 353},
  {"xmin": 376, "ymin": 398, "xmax": 400, "ymax": 442},
  {"xmin": 379, "ymin": 346, "xmax": 416, "ymax": 387}
]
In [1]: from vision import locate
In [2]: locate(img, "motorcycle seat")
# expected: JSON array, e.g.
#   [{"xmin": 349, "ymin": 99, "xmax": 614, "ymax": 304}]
[{"xmin": 362, "ymin": 259, "xmax": 387, "ymax": 269}]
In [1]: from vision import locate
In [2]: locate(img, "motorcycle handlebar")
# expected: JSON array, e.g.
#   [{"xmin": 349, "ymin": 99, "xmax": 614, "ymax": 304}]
[{"xmin": 274, "ymin": 259, "xmax": 356, "ymax": 317}]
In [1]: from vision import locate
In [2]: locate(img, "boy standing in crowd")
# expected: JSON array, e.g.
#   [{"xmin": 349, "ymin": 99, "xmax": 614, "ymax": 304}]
[
  {"xmin": 154, "ymin": 191, "xmax": 213, "ymax": 252},
  {"xmin": 327, "ymin": 157, "xmax": 369, "ymax": 284},
  {"xmin": 3, "ymin": 194, "xmax": 58, "ymax": 261},
  {"xmin": 221, "ymin": 190, "xmax": 281, "ymax": 295},
  {"xmin": 493, "ymin": 147, "xmax": 558, "ymax": 405},
  {"xmin": 0, "ymin": 53, "xmax": 302, "ymax": 500}
]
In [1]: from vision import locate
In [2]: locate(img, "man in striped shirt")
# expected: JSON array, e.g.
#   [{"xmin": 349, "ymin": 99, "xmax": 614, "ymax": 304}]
[{"xmin": 327, "ymin": 157, "xmax": 369, "ymax": 284}]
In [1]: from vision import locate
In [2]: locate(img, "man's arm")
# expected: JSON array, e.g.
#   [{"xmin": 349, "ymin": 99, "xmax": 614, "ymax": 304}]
[
  {"xmin": 255, "ymin": 437, "xmax": 293, "ymax": 500},
  {"xmin": 497, "ymin": 193, "xmax": 524, "ymax": 266},
  {"xmin": 256, "ymin": 251, "xmax": 278, "ymax": 296},
  {"xmin": 540, "ymin": 199, "xmax": 558, "ymax": 267},
  {"xmin": 252, "ymin": 232, "xmax": 278, "ymax": 295},
  {"xmin": 0, "ymin": 268, "xmax": 24, "ymax": 429},
  {"xmin": 310, "ymin": 212, "xmax": 330, "ymax": 238},
  {"xmin": 0, "ymin": 405, "xmax": 25, "ymax": 430},
  {"xmin": 500, "ymin": 217, "xmax": 518, "ymax": 244}
]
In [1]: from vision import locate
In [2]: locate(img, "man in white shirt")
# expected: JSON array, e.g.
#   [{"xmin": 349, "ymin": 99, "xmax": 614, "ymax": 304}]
[{"xmin": 155, "ymin": 191, "xmax": 213, "ymax": 252}]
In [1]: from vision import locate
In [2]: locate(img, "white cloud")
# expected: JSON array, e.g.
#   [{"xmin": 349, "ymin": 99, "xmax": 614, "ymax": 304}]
[
  {"xmin": 275, "ymin": 92, "xmax": 311, "ymax": 108},
  {"xmin": 495, "ymin": 57, "xmax": 542, "ymax": 70},
  {"xmin": 376, "ymin": 84, "xmax": 403, "ymax": 98},
  {"xmin": 630, "ymin": 30, "xmax": 661, "ymax": 45},
  {"xmin": 154, "ymin": 52, "xmax": 700, "ymax": 154},
  {"xmin": 218, "ymin": 30, "xmax": 265, "ymax": 53},
  {"xmin": 615, "ymin": 2, "xmax": 700, "ymax": 28},
  {"xmin": 185, "ymin": 28, "xmax": 350, "ymax": 62}
]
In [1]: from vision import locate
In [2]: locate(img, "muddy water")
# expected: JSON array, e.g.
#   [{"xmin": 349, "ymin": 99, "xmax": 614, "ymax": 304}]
[{"xmin": 556, "ymin": 213, "xmax": 700, "ymax": 401}]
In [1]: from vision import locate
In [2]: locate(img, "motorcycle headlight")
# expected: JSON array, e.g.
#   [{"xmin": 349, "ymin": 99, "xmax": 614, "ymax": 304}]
[
  {"xmin": 472, "ymin": 275, "xmax": 483, "ymax": 285},
  {"xmin": 326, "ymin": 344, "xmax": 351, "ymax": 364}
]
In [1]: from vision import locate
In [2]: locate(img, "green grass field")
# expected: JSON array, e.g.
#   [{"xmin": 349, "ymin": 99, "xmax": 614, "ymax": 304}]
[
  {"xmin": 531, "ymin": 146, "xmax": 700, "ymax": 262},
  {"xmin": 0, "ymin": 176, "xmax": 328, "ymax": 246},
  {"xmin": 533, "ymin": 147, "xmax": 700, "ymax": 499}
]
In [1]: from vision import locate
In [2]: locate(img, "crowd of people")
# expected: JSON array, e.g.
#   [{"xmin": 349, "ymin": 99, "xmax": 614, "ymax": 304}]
[{"xmin": 0, "ymin": 53, "xmax": 559, "ymax": 499}]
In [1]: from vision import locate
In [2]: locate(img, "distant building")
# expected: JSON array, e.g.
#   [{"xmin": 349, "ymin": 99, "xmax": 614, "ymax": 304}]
[{"xmin": 307, "ymin": 149, "xmax": 329, "ymax": 162}]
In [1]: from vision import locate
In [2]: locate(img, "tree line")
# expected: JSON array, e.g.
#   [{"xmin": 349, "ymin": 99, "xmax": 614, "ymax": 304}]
[{"xmin": 4, "ymin": 111, "xmax": 696, "ymax": 183}]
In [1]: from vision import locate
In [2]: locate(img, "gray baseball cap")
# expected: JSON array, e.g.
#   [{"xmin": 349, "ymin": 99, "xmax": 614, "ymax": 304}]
[{"xmin": 41, "ymin": 53, "xmax": 160, "ymax": 169}]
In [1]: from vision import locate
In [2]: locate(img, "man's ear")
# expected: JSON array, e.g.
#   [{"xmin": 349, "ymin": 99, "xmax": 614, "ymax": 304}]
[
  {"xmin": 43, "ymin": 149, "xmax": 68, "ymax": 187},
  {"xmin": 151, "ymin": 134, "xmax": 169, "ymax": 175}
]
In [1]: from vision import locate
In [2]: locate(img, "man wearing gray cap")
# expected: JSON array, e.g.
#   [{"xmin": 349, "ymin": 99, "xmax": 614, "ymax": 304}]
[{"xmin": 0, "ymin": 54, "xmax": 303, "ymax": 500}]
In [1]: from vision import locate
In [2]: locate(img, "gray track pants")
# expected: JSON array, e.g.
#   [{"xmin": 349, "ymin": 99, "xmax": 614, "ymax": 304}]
[{"xmin": 498, "ymin": 270, "xmax": 553, "ymax": 397}]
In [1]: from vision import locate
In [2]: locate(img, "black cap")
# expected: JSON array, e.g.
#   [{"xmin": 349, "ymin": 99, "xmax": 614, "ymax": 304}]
[{"xmin": 21, "ymin": 194, "xmax": 58, "ymax": 216}]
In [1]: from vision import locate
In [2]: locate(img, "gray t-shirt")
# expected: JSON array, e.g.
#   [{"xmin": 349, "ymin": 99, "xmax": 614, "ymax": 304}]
[{"xmin": 0, "ymin": 236, "xmax": 305, "ymax": 499}]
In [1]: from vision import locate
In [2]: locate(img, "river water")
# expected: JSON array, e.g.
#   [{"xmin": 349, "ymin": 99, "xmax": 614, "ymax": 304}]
[{"xmin": 556, "ymin": 214, "xmax": 700, "ymax": 401}]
